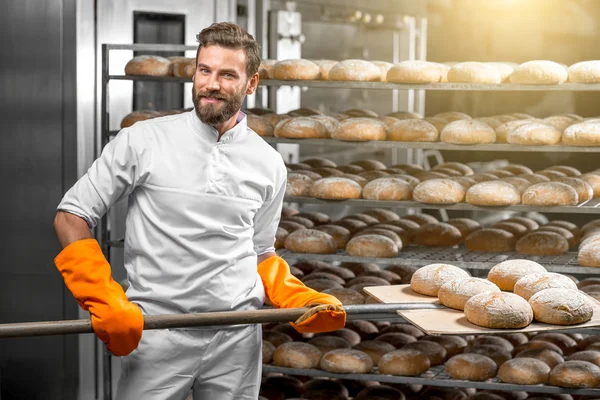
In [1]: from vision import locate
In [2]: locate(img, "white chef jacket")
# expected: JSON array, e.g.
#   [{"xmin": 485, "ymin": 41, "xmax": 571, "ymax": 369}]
[{"xmin": 58, "ymin": 110, "xmax": 287, "ymax": 316}]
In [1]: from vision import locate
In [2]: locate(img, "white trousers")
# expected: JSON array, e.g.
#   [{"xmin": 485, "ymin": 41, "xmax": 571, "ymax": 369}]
[{"xmin": 116, "ymin": 324, "xmax": 262, "ymax": 400}]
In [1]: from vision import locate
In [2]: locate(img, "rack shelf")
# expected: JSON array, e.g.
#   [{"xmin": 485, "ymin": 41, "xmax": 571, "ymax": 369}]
[
  {"xmin": 262, "ymin": 365, "xmax": 600, "ymax": 396},
  {"xmin": 277, "ymin": 247, "xmax": 597, "ymax": 275},
  {"xmin": 285, "ymin": 196, "xmax": 600, "ymax": 215}
]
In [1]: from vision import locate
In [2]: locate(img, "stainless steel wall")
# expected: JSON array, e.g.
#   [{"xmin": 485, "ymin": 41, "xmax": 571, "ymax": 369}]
[{"xmin": 0, "ymin": 0, "xmax": 79, "ymax": 399}]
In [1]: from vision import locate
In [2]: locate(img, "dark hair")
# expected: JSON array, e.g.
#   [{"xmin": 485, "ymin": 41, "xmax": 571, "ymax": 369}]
[{"xmin": 196, "ymin": 22, "xmax": 261, "ymax": 77}]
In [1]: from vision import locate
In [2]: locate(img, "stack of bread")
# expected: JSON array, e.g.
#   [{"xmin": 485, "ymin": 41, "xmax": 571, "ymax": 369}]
[
  {"xmin": 119, "ymin": 108, "xmax": 191, "ymax": 128},
  {"xmin": 124, "ymin": 55, "xmax": 196, "ymax": 77}
]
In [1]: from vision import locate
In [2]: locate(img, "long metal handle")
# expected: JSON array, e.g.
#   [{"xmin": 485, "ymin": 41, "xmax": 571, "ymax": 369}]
[{"xmin": 0, "ymin": 303, "xmax": 441, "ymax": 338}]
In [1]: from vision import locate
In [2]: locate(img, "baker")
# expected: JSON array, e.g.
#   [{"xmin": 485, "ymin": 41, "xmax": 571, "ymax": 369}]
[{"xmin": 52, "ymin": 22, "xmax": 345, "ymax": 399}]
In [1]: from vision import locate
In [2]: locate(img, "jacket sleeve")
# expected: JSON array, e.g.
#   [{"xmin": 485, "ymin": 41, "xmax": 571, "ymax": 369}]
[{"xmin": 252, "ymin": 174, "xmax": 286, "ymax": 256}]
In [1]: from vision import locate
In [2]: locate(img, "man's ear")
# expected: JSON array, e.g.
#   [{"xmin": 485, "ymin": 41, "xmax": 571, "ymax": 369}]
[{"xmin": 246, "ymin": 72, "xmax": 259, "ymax": 95}]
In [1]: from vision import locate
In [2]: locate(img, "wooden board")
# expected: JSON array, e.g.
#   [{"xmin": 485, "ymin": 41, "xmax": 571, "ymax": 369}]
[{"xmin": 364, "ymin": 284, "xmax": 600, "ymax": 335}]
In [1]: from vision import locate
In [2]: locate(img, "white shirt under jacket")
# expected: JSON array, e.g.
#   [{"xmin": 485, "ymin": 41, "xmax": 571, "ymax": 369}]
[{"xmin": 58, "ymin": 110, "xmax": 287, "ymax": 316}]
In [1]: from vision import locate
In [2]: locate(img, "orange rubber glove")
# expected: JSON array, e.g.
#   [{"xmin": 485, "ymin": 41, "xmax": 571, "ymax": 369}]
[
  {"xmin": 54, "ymin": 238, "xmax": 143, "ymax": 356},
  {"xmin": 257, "ymin": 255, "xmax": 346, "ymax": 333}
]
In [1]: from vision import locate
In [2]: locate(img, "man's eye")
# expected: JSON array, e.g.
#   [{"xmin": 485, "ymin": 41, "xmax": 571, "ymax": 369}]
[{"xmin": 201, "ymin": 68, "xmax": 210, "ymax": 73}]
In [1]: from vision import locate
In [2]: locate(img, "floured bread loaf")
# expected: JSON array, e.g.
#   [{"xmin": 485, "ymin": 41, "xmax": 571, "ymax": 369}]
[
  {"xmin": 545, "ymin": 165, "xmax": 582, "ymax": 176},
  {"xmin": 286, "ymin": 173, "xmax": 314, "ymax": 197},
  {"xmin": 438, "ymin": 278, "xmax": 501, "ymax": 310},
  {"xmin": 447, "ymin": 218, "xmax": 481, "ymax": 238},
  {"xmin": 562, "ymin": 119, "xmax": 600, "ymax": 146},
  {"xmin": 247, "ymin": 115, "xmax": 274, "ymax": 136},
  {"xmin": 487, "ymin": 62, "xmax": 516, "ymax": 82},
  {"xmin": 310, "ymin": 59, "xmax": 338, "ymax": 80},
  {"xmin": 332, "ymin": 219, "xmax": 368, "ymax": 235},
  {"xmin": 529, "ymin": 288, "xmax": 594, "ymax": 325},
  {"xmin": 353, "ymin": 340, "xmax": 396, "ymax": 364},
  {"xmin": 465, "ymin": 228, "xmax": 517, "ymax": 252},
  {"xmin": 387, "ymin": 119, "xmax": 439, "ymax": 142},
  {"xmin": 452, "ymin": 176, "xmax": 478, "ymax": 189},
  {"xmin": 354, "ymin": 229, "xmax": 402, "ymax": 249},
  {"xmin": 377, "ymin": 348, "xmax": 431, "ymax": 376},
  {"xmin": 568, "ymin": 60, "xmax": 600, "ymax": 83},
  {"xmin": 309, "ymin": 115, "xmax": 339, "ymax": 136},
  {"xmin": 363, "ymin": 208, "xmax": 400, "ymax": 222},
  {"xmin": 422, "ymin": 335, "xmax": 468, "ymax": 357},
  {"xmin": 545, "ymin": 220, "xmax": 581, "ymax": 238},
  {"xmin": 343, "ymin": 108, "xmax": 379, "ymax": 118},
  {"xmin": 509, "ymin": 60, "xmax": 568, "ymax": 84},
  {"xmin": 402, "ymin": 213, "xmax": 438, "ymax": 225},
  {"xmin": 500, "ymin": 177, "xmax": 532, "ymax": 194},
  {"xmin": 549, "ymin": 360, "xmax": 600, "ymax": 388},
  {"xmin": 500, "ymin": 164, "xmax": 534, "ymax": 175},
  {"xmin": 514, "ymin": 272, "xmax": 578, "ymax": 300},
  {"xmin": 359, "ymin": 170, "xmax": 389, "ymax": 182},
  {"xmin": 536, "ymin": 226, "xmax": 577, "ymax": 248},
  {"xmin": 433, "ymin": 161, "xmax": 474, "ymax": 176},
  {"xmin": 410, "ymin": 263, "xmax": 470, "ymax": 296},
  {"xmin": 475, "ymin": 116, "xmax": 504, "ymax": 129},
  {"xmin": 295, "ymin": 211, "xmax": 330, "ymax": 226},
  {"xmin": 412, "ymin": 179, "xmax": 466, "ymax": 204},
  {"xmin": 270, "ymin": 59, "xmax": 320, "ymax": 80},
  {"xmin": 440, "ymin": 120, "xmax": 496, "ymax": 144},
  {"xmin": 447, "ymin": 62, "xmax": 502, "ymax": 84},
  {"xmin": 544, "ymin": 115, "xmax": 578, "ymax": 132},
  {"xmin": 386, "ymin": 60, "xmax": 448, "ymax": 83},
  {"xmin": 521, "ymin": 182, "xmax": 579, "ymax": 206},
  {"xmin": 328, "ymin": 59, "xmax": 381, "ymax": 81},
  {"xmin": 498, "ymin": 358, "xmax": 551, "ymax": 385},
  {"xmin": 320, "ymin": 348, "xmax": 374, "ymax": 373},
  {"xmin": 310, "ymin": 177, "xmax": 362, "ymax": 200},
  {"xmin": 487, "ymin": 170, "xmax": 515, "ymax": 179},
  {"xmin": 504, "ymin": 217, "xmax": 540, "ymax": 231},
  {"xmin": 282, "ymin": 215, "xmax": 314, "ymax": 228},
  {"xmin": 492, "ymin": 221, "xmax": 529, "ymax": 238},
  {"xmin": 507, "ymin": 121, "xmax": 562, "ymax": 145},
  {"xmin": 275, "ymin": 117, "xmax": 328, "ymax": 139},
  {"xmin": 578, "ymin": 240, "xmax": 600, "ymax": 267},
  {"xmin": 466, "ymin": 181, "xmax": 521, "ymax": 206},
  {"xmin": 434, "ymin": 111, "xmax": 472, "ymax": 121},
  {"xmin": 345, "ymin": 320, "xmax": 379, "ymax": 340},
  {"xmin": 343, "ymin": 174, "xmax": 370, "ymax": 187},
  {"xmin": 350, "ymin": 159, "xmax": 387, "ymax": 171},
  {"xmin": 125, "ymin": 55, "xmax": 171, "ymax": 76},
  {"xmin": 308, "ymin": 335, "xmax": 351, "ymax": 354},
  {"xmin": 414, "ymin": 171, "xmax": 450, "ymax": 181},
  {"xmin": 402, "ymin": 340, "xmax": 448, "ymax": 366},
  {"xmin": 346, "ymin": 234, "xmax": 399, "ymax": 257},
  {"xmin": 372, "ymin": 60, "xmax": 393, "ymax": 81},
  {"xmin": 487, "ymin": 259, "xmax": 547, "ymax": 291},
  {"xmin": 313, "ymin": 225, "xmax": 351, "ymax": 249},
  {"xmin": 495, "ymin": 120, "xmax": 533, "ymax": 143},
  {"xmin": 258, "ymin": 59, "xmax": 276, "ymax": 79},
  {"xmin": 344, "ymin": 213, "xmax": 379, "ymax": 225},
  {"xmin": 273, "ymin": 342, "xmax": 322, "ymax": 369},
  {"xmin": 169, "ymin": 57, "xmax": 195, "ymax": 78},
  {"xmin": 445, "ymin": 353, "xmax": 498, "ymax": 381},
  {"xmin": 302, "ymin": 157, "xmax": 336, "ymax": 168},
  {"xmin": 388, "ymin": 111, "xmax": 423, "ymax": 120},
  {"xmin": 362, "ymin": 178, "xmax": 412, "ymax": 201},
  {"xmin": 536, "ymin": 169, "xmax": 567, "ymax": 180},
  {"xmin": 413, "ymin": 223, "xmax": 462, "ymax": 246},
  {"xmin": 515, "ymin": 348, "xmax": 564, "ymax": 368},
  {"xmin": 331, "ymin": 118, "xmax": 387, "ymax": 141},
  {"xmin": 279, "ymin": 220, "xmax": 306, "ymax": 233},
  {"xmin": 275, "ymin": 227, "xmax": 288, "ymax": 249},
  {"xmin": 518, "ymin": 173, "xmax": 551, "ymax": 184},
  {"xmin": 516, "ymin": 231, "xmax": 569, "ymax": 256},
  {"xmin": 284, "ymin": 229, "xmax": 336, "ymax": 254},
  {"xmin": 581, "ymin": 173, "xmax": 600, "ymax": 198},
  {"xmin": 464, "ymin": 292, "xmax": 533, "ymax": 329}
]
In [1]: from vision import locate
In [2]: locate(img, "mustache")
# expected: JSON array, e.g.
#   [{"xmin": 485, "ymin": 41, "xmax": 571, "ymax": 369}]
[{"xmin": 196, "ymin": 91, "xmax": 227, "ymax": 101}]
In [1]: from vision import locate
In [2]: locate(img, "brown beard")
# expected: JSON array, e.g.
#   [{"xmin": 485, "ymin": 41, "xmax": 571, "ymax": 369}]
[{"xmin": 192, "ymin": 85, "xmax": 246, "ymax": 127}]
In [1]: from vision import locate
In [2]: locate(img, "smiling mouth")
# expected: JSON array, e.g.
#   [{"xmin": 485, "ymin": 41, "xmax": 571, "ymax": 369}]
[{"xmin": 201, "ymin": 96, "xmax": 224, "ymax": 104}]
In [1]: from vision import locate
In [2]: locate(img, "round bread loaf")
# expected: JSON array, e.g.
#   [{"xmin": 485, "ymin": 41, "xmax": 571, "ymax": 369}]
[
  {"xmin": 273, "ymin": 342, "xmax": 322, "ymax": 369},
  {"xmin": 514, "ymin": 272, "xmax": 578, "ymax": 301},
  {"xmin": 553, "ymin": 177, "xmax": 593, "ymax": 203},
  {"xmin": 498, "ymin": 357, "xmax": 551, "ymax": 385},
  {"xmin": 516, "ymin": 231, "xmax": 569, "ymax": 256},
  {"xmin": 495, "ymin": 119, "xmax": 535, "ymax": 143},
  {"xmin": 262, "ymin": 340, "xmax": 276, "ymax": 366},
  {"xmin": 319, "ymin": 348, "xmax": 373, "ymax": 373},
  {"xmin": 291, "ymin": 170, "xmax": 323, "ymax": 181},
  {"xmin": 337, "ymin": 165, "xmax": 365, "ymax": 174},
  {"xmin": 287, "ymin": 107, "xmax": 322, "ymax": 117},
  {"xmin": 452, "ymin": 176, "xmax": 478, "ymax": 189},
  {"xmin": 387, "ymin": 265, "xmax": 419, "ymax": 284},
  {"xmin": 410, "ymin": 263, "xmax": 470, "ymax": 297},
  {"xmin": 303, "ymin": 157, "xmax": 336, "ymax": 168},
  {"xmin": 516, "ymin": 348, "xmax": 564, "ymax": 368},
  {"xmin": 414, "ymin": 171, "xmax": 450, "ymax": 182},
  {"xmin": 353, "ymin": 340, "xmax": 396, "ymax": 364},
  {"xmin": 257, "ymin": 59, "xmax": 276, "ymax": 79},
  {"xmin": 493, "ymin": 221, "xmax": 529, "ymax": 238},
  {"xmin": 278, "ymin": 221, "xmax": 306, "ymax": 233},
  {"xmin": 581, "ymin": 173, "xmax": 600, "ymax": 198},
  {"xmin": 401, "ymin": 340, "xmax": 447, "ymax": 367},
  {"xmin": 359, "ymin": 268, "xmax": 401, "ymax": 283},
  {"xmin": 535, "ymin": 226, "xmax": 577, "ymax": 248},
  {"xmin": 293, "ymin": 260, "xmax": 330, "ymax": 274},
  {"xmin": 340, "ymin": 173, "xmax": 368, "ymax": 187},
  {"xmin": 308, "ymin": 335, "xmax": 351, "ymax": 354},
  {"xmin": 421, "ymin": 335, "xmax": 468, "ymax": 357},
  {"xmin": 275, "ymin": 227, "xmax": 288, "ymax": 249},
  {"xmin": 464, "ymin": 292, "xmax": 534, "ymax": 329},
  {"xmin": 544, "ymin": 115, "xmax": 577, "ymax": 132},
  {"xmin": 402, "ymin": 213, "xmax": 438, "ymax": 225},
  {"xmin": 388, "ymin": 119, "xmax": 439, "ymax": 142},
  {"xmin": 509, "ymin": 60, "xmax": 568, "ymax": 84},
  {"xmin": 569, "ymin": 350, "xmax": 600, "ymax": 367},
  {"xmin": 497, "ymin": 333, "xmax": 529, "ymax": 347},
  {"xmin": 545, "ymin": 165, "xmax": 582, "ymax": 177},
  {"xmin": 445, "ymin": 353, "xmax": 498, "ymax": 381},
  {"xmin": 322, "ymin": 288, "xmax": 364, "ymax": 305},
  {"xmin": 447, "ymin": 62, "xmax": 502, "ymax": 84},
  {"xmin": 537, "ymin": 170, "xmax": 567, "ymax": 180},
  {"xmin": 310, "ymin": 115, "xmax": 340, "ymax": 136},
  {"xmin": 310, "ymin": 59, "xmax": 338, "ymax": 80},
  {"xmin": 447, "ymin": 218, "xmax": 481, "ymax": 238},
  {"xmin": 275, "ymin": 117, "xmax": 328, "ymax": 139},
  {"xmin": 386, "ymin": 60, "xmax": 448, "ymax": 83},
  {"xmin": 440, "ymin": 120, "xmax": 496, "ymax": 144},
  {"xmin": 466, "ymin": 181, "xmax": 522, "ymax": 206},
  {"xmin": 487, "ymin": 170, "xmax": 515, "ymax": 179},
  {"xmin": 343, "ymin": 108, "xmax": 379, "ymax": 118},
  {"xmin": 370, "ymin": 225, "xmax": 411, "ymax": 246},
  {"xmin": 328, "ymin": 59, "xmax": 381, "ymax": 82},
  {"xmin": 125, "ymin": 55, "xmax": 171, "ymax": 76},
  {"xmin": 381, "ymin": 323, "xmax": 425, "ymax": 338},
  {"xmin": 346, "ymin": 234, "xmax": 399, "ymax": 258},
  {"xmin": 413, "ymin": 223, "xmax": 462, "ymax": 246},
  {"xmin": 345, "ymin": 213, "xmax": 379, "ymax": 225},
  {"xmin": 514, "ymin": 340, "xmax": 564, "ymax": 356},
  {"xmin": 282, "ymin": 215, "xmax": 315, "ymax": 228},
  {"xmin": 465, "ymin": 228, "xmax": 517, "ymax": 252},
  {"xmin": 462, "ymin": 173, "xmax": 499, "ymax": 183},
  {"xmin": 120, "ymin": 110, "xmax": 161, "ymax": 128},
  {"xmin": 518, "ymin": 173, "xmax": 551, "ymax": 185},
  {"xmin": 487, "ymin": 259, "xmax": 547, "ymax": 291},
  {"xmin": 354, "ymin": 229, "xmax": 403, "ymax": 249},
  {"xmin": 375, "ymin": 332, "xmax": 418, "ymax": 348},
  {"xmin": 469, "ymin": 345, "xmax": 513, "ymax": 367},
  {"xmin": 438, "ymin": 278, "xmax": 501, "ymax": 310},
  {"xmin": 363, "ymin": 208, "xmax": 400, "ymax": 222},
  {"xmin": 247, "ymin": 114, "xmax": 274, "ymax": 136},
  {"xmin": 331, "ymin": 219, "xmax": 368, "ymax": 235},
  {"xmin": 362, "ymin": 178, "xmax": 412, "ymax": 201},
  {"xmin": 500, "ymin": 164, "xmax": 534, "ymax": 175},
  {"xmin": 378, "ymin": 348, "xmax": 431, "ymax": 376},
  {"xmin": 531, "ymin": 332, "xmax": 578, "ymax": 355},
  {"xmin": 562, "ymin": 119, "xmax": 600, "ymax": 146},
  {"xmin": 412, "ymin": 179, "xmax": 466, "ymax": 204},
  {"xmin": 504, "ymin": 217, "xmax": 540, "ymax": 231},
  {"xmin": 270, "ymin": 59, "xmax": 320, "ymax": 80},
  {"xmin": 521, "ymin": 182, "xmax": 579, "ymax": 206},
  {"xmin": 296, "ymin": 211, "xmax": 330, "ymax": 226},
  {"xmin": 286, "ymin": 173, "xmax": 314, "ymax": 197},
  {"xmin": 303, "ymin": 278, "xmax": 343, "ymax": 292},
  {"xmin": 302, "ymin": 271, "xmax": 345, "ymax": 285},
  {"xmin": 568, "ymin": 61, "xmax": 600, "ymax": 83},
  {"xmin": 310, "ymin": 177, "xmax": 362, "ymax": 200},
  {"xmin": 529, "ymin": 288, "xmax": 594, "ymax": 325},
  {"xmin": 169, "ymin": 56, "xmax": 195, "ymax": 78},
  {"xmin": 433, "ymin": 161, "xmax": 474, "ymax": 175},
  {"xmin": 476, "ymin": 116, "xmax": 504, "ymax": 129},
  {"xmin": 331, "ymin": 118, "xmax": 387, "ymax": 141},
  {"xmin": 469, "ymin": 336, "xmax": 514, "ymax": 352},
  {"xmin": 372, "ymin": 60, "xmax": 393, "ymax": 81},
  {"xmin": 578, "ymin": 240, "xmax": 600, "ymax": 267},
  {"xmin": 284, "ymin": 229, "xmax": 336, "ymax": 254},
  {"xmin": 500, "ymin": 177, "xmax": 532, "ymax": 194},
  {"xmin": 548, "ymin": 360, "xmax": 600, "ymax": 388},
  {"xmin": 507, "ymin": 121, "xmax": 562, "ymax": 145},
  {"xmin": 358, "ymin": 171, "xmax": 389, "ymax": 182},
  {"xmin": 345, "ymin": 320, "xmax": 379, "ymax": 340},
  {"xmin": 313, "ymin": 225, "xmax": 351, "ymax": 249},
  {"xmin": 323, "ymin": 328, "xmax": 362, "ymax": 347}
]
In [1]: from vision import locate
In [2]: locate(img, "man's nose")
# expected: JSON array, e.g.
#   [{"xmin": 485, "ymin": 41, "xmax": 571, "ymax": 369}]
[{"xmin": 206, "ymin": 74, "xmax": 220, "ymax": 91}]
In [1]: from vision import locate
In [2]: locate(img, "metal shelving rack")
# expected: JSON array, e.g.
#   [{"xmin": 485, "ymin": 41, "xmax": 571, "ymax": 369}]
[{"xmin": 100, "ymin": 43, "xmax": 600, "ymax": 397}]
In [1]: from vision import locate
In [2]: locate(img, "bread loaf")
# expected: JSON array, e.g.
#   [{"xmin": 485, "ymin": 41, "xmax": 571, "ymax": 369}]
[
  {"xmin": 504, "ymin": 216, "xmax": 540, "ymax": 231},
  {"xmin": 448, "ymin": 62, "xmax": 502, "ymax": 84},
  {"xmin": 516, "ymin": 348, "xmax": 564, "ymax": 368},
  {"xmin": 310, "ymin": 59, "xmax": 338, "ymax": 80},
  {"xmin": 518, "ymin": 173, "xmax": 551, "ymax": 184},
  {"xmin": 284, "ymin": 229, "xmax": 336, "ymax": 254},
  {"xmin": 247, "ymin": 115, "xmax": 274, "ymax": 137},
  {"xmin": 353, "ymin": 340, "xmax": 396, "ymax": 364},
  {"xmin": 438, "ymin": 278, "xmax": 501, "ymax": 310},
  {"xmin": 275, "ymin": 117, "xmax": 328, "ymax": 139},
  {"xmin": 578, "ymin": 239, "xmax": 600, "ymax": 267},
  {"xmin": 386, "ymin": 60, "xmax": 448, "ymax": 83},
  {"xmin": 493, "ymin": 221, "xmax": 529, "ymax": 238},
  {"xmin": 331, "ymin": 219, "xmax": 368, "ymax": 235},
  {"xmin": 286, "ymin": 173, "xmax": 314, "ymax": 197},
  {"xmin": 402, "ymin": 340, "xmax": 447, "ymax": 366},
  {"xmin": 302, "ymin": 271, "xmax": 345, "ymax": 285},
  {"xmin": 388, "ymin": 119, "xmax": 439, "ymax": 142},
  {"xmin": 487, "ymin": 259, "xmax": 547, "ymax": 291},
  {"xmin": 328, "ymin": 59, "xmax": 381, "ymax": 82},
  {"xmin": 546, "ymin": 165, "xmax": 582, "ymax": 176},
  {"xmin": 308, "ymin": 335, "xmax": 351, "ymax": 354},
  {"xmin": 447, "ymin": 218, "xmax": 481, "ymax": 238},
  {"xmin": 516, "ymin": 231, "xmax": 569, "ymax": 256},
  {"xmin": 553, "ymin": 177, "xmax": 593, "ymax": 203},
  {"xmin": 509, "ymin": 60, "xmax": 568, "ymax": 84},
  {"xmin": 452, "ymin": 176, "xmax": 478, "ymax": 189},
  {"xmin": 581, "ymin": 173, "xmax": 600, "ymax": 198},
  {"xmin": 346, "ymin": 235, "xmax": 399, "ymax": 258},
  {"xmin": 522, "ymin": 182, "xmax": 579, "ymax": 206},
  {"xmin": 494, "ymin": 119, "xmax": 534, "ymax": 143},
  {"xmin": 310, "ymin": 177, "xmax": 362, "ymax": 200},
  {"xmin": 548, "ymin": 360, "xmax": 600, "ymax": 388},
  {"xmin": 413, "ymin": 223, "xmax": 462, "ymax": 246},
  {"xmin": 514, "ymin": 273, "xmax": 578, "ymax": 301},
  {"xmin": 331, "ymin": 118, "xmax": 387, "ymax": 141},
  {"xmin": 464, "ymin": 292, "xmax": 533, "ymax": 329},
  {"xmin": 262, "ymin": 340, "xmax": 276, "ymax": 364},
  {"xmin": 258, "ymin": 59, "xmax": 276, "ymax": 79},
  {"xmin": 421, "ymin": 335, "xmax": 468, "ymax": 357},
  {"xmin": 402, "ymin": 213, "xmax": 438, "ymax": 225},
  {"xmin": 507, "ymin": 121, "xmax": 562, "ymax": 145},
  {"xmin": 500, "ymin": 177, "xmax": 532, "ymax": 194},
  {"xmin": 466, "ymin": 181, "xmax": 521, "ymax": 206},
  {"xmin": 372, "ymin": 60, "xmax": 393, "ymax": 81},
  {"xmin": 313, "ymin": 225, "xmax": 351, "ymax": 250},
  {"xmin": 375, "ymin": 332, "xmax": 417, "ymax": 348},
  {"xmin": 412, "ymin": 179, "xmax": 466, "ymax": 204},
  {"xmin": 569, "ymin": 350, "xmax": 600, "ymax": 367},
  {"xmin": 125, "ymin": 55, "xmax": 171, "ymax": 76},
  {"xmin": 433, "ymin": 161, "xmax": 474, "ymax": 176},
  {"xmin": 445, "ymin": 353, "xmax": 498, "ymax": 381},
  {"xmin": 469, "ymin": 345, "xmax": 513, "ymax": 367},
  {"xmin": 270, "ymin": 59, "xmax": 320, "ymax": 80},
  {"xmin": 531, "ymin": 332, "xmax": 578, "ymax": 355},
  {"xmin": 273, "ymin": 342, "xmax": 322, "ymax": 369},
  {"xmin": 568, "ymin": 60, "xmax": 600, "ymax": 83},
  {"xmin": 354, "ymin": 229, "xmax": 402, "ymax": 249},
  {"xmin": 275, "ymin": 227, "xmax": 288, "ymax": 249},
  {"xmin": 377, "ymin": 348, "xmax": 431, "ymax": 376},
  {"xmin": 169, "ymin": 56, "xmax": 195, "ymax": 78},
  {"xmin": 281, "ymin": 216, "xmax": 314, "ymax": 228},
  {"xmin": 362, "ymin": 178, "xmax": 412, "ymax": 200},
  {"xmin": 440, "ymin": 120, "xmax": 496, "ymax": 144},
  {"xmin": 381, "ymin": 323, "xmax": 425, "ymax": 338},
  {"xmin": 120, "ymin": 110, "xmax": 161, "ymax": 128},
  {"xmin": 562, "ymin": 119, "xmax": 600, "ymax": 146},
  {"xmin": 363, "ymin": 209, "xmax": 400, "ymax": 222},
  {"xmin": 410, "ymin": 263, "xmax": 470, "ymax": 296},
  {"xmin": 498, "ymin": 358, "xmax": 551, "ymax": 384},
  {"xmin": 536, "ymin": 226, "xmax": 577, "ymax": 248},
  {"xmin": 465, "ymin": 228, "xmax": 517, "ymax": 252},
  {"xmin": 529, "ymin": 288, "xmax": 594, "ymax": 325}
]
